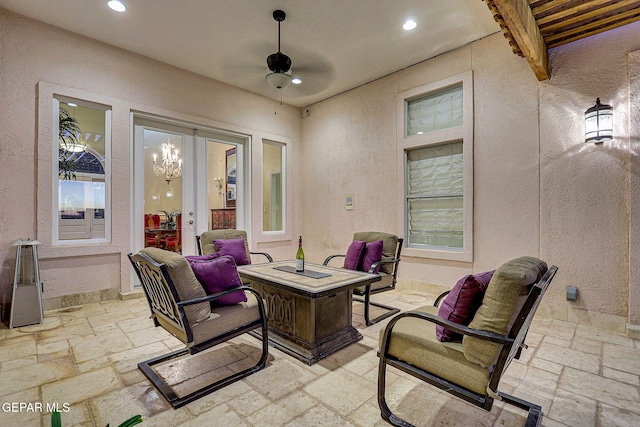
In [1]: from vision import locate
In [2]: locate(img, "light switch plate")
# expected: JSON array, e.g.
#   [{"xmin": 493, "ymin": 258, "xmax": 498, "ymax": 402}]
[{"xmin": 345, "ymin": 194, "xmax": 354, "ymax": 210}]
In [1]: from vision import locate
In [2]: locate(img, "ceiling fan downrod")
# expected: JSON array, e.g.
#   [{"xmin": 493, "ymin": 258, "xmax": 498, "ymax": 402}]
[{"xmin": 267, "ymin": 10, "xmax": 291, "ymax": 74}]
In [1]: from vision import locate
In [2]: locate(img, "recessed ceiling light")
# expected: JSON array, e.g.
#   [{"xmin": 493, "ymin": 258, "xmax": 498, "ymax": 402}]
[
  {"xmin": 403, "ymin": 19, "xmax": 417, "ymax": 31},
  {"xmin": 66, "ymin": 102, "xmax": 78, "ymax": 107},
  {"xmin": 108, "ymin": 1, "xmax": 126, "ymax": 12},
  {"xmin": 292, "ymin": 77, "xmax": 302, "ymax": 85}
]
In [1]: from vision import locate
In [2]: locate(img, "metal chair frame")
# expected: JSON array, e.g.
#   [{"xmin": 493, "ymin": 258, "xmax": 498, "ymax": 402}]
[
  {"xmin": 128, "ymin": 252, "xmax": 269, "ymax": 409},
  {"xmin": 378, "ymin": 265, "xmax": 558, "ymax": 427}
]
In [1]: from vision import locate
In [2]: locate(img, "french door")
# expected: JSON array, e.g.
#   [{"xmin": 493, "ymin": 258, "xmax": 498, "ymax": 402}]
[{"xmin": 132, "ymin": 116, "xmax": 248, "ymax": 257}]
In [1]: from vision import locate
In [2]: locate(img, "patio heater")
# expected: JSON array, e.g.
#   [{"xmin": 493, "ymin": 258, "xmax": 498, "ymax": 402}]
[{"xmin": 9, "ymin": 239, "xmax": 44, "ymax": 328}]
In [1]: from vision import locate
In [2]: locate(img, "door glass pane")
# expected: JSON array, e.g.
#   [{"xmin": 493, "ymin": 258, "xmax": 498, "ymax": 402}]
[
  {"xmin": 57, "ymin": 99, "xmax": 108, "ymax": 241},
  {"xmin": 208, "ymin": 140, "xmax": 236, "ymax": 230},
  {"xmin": 263, "ymin": 140, "xmax": 284, "ymax": 232},
  {"xmin": 144, "ymin": 129, "xmax": 183, "ymax": 252}
]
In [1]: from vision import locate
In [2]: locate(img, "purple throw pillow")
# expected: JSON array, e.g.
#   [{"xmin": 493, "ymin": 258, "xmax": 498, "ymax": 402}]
[
  {"xmin": 361, "ymin": 240, "xmax": 383, "ymax": 273},
  {"xmin": 185, "ymin": 253, "xmax": 219, "ymax": 262},
  {"xmin": 436, "ymin": 270, "xmax": 495, "ymax": 342},
  {"xmin": 344, "ymin": 240, "xmax": 366, "ymax": 270},
  {"xmin": 186, "ymin": 255, "xmax": 247, "ymax": 305},
  {"xmin": 213, "ymin": 238, "xmax": 250, "ymax": 265}
]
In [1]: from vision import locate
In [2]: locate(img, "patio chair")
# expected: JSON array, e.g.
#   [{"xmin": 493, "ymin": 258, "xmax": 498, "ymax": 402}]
[
  {"xmin": 378, "ymin": 256, "xmax": 557, "ymax": 427},
  {"xmin": 323, "ymin": 232, "xmax": 402, "ymax": 326},
  {"xmin": 128, "ymin": 247, "xmax": 269, "ymax": 409},
  {"xmin": 197, "ymin": 229, "xmax": 273, "ymax": 263}
]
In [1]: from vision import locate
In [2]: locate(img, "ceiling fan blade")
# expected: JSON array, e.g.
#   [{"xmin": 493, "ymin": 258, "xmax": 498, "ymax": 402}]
[{"xmin": 285, "ymin": 50, "xmax": 335, "ymax": 96}]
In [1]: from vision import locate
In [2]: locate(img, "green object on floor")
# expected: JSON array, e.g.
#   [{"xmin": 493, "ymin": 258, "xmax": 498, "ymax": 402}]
[
  {"xmin": 108, "ymin": 414, "xmax": 143, "ymax": 427},
  {"xmin": 51, "ymin": 412, "xmax": 142, "ymax": 427},
  {"xmin": 51, "ymin": 411, "xmax": 61, "ymax": 427}
]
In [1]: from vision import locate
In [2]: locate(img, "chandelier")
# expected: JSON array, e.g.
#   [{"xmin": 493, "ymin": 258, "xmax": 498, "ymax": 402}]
[{"xmin": 152, "ymin": 140, "xmax": 182, "ymax": 183}]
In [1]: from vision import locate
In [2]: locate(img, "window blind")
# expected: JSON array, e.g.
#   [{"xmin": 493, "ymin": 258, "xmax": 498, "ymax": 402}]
[
  {"xmin": 407, "ymin": 85, "xmax": 463, "ymax": 136},
  {"xmin": 407, "ymin": 141, "xmax": 463, "ymax": 249}
]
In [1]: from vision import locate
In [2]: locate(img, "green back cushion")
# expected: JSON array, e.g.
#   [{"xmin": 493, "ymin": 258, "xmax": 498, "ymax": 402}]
[
  {"xmin": 353, "ymin": 232, "xmax": 398, "ymax": 275},
  {"xmin": 199, "ymin": 230, "xmax": 252, "ymax": 262},
  {"xmin": 462, "ymin": 256, "xmax": 547, "ymax": 367},
  {"xmin": 140, "ymin": 248, "xmax": 210, "ymax": 324}
]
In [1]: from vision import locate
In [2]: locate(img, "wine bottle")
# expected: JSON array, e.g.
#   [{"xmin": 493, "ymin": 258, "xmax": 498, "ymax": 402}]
[{"xmin": 296, "ymin": 235, "xmax": 305, "ymax": 272}]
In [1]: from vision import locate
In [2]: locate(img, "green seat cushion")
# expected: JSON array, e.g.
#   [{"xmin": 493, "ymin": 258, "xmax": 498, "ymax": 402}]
[
  {"xmin": 140, "ymin": 248, "xmax": 211, "ymax": 325},
  {"xmin": 190, "ymin": 292, "xmax": 262, "ymax": 348},
  {"xmin": 380, "ymin": 305, "xmax": 490, "ymax": 395},
  {"xmin": 463, "ymin": 256, "xmax": 547, "ymax": 368}
]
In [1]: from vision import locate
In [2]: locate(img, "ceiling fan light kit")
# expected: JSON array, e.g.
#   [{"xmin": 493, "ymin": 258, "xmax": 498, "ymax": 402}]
[{"xmin": 266, "ymin": 72, "xmax": 292, "ymax": 89}]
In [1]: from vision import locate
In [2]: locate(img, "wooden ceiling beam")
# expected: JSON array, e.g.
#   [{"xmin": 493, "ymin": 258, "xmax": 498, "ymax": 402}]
[
  {"xmin": 489, "ymin": 0, "xmax": 550, "ymax": 80},
  {"xmin": 536, "ymin": 0, "xmax": 640, "ymax": 28},
  {"xmin": 531, "ymin": 0, "xmax": 613, "ymax": 18},
  {"xmin": 487, "ymin": 0, "xmax": 640, "ymax": 80},
  {"xmin": 545, "ymin": 9, "xmax": 640, "ymax": 47}
]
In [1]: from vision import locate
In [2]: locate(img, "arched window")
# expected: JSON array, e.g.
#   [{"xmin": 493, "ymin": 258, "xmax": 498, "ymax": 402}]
[{"xmin": 58, "ymin": 149, "xmax": 105, "ymax": 175}]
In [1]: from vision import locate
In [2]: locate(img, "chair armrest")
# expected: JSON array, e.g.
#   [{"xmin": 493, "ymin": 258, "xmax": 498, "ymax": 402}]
[
  {"xmin": 433, "ymin": 290, "xmax": 450, "ymax": 307},
  {"xmin": 323, "ymin": 254, "xmax": 345, "ymax": 266},
  {"xmin": 250, "ymin": 251, "xmax": 273, "ymax": 262},
  {"xmin": 381, "ymin": 310, "xmax": 514, "ymax": 346},
  {"xmin": 177, "ymin": 286, "xmax": 262, "ymax": 307},
  {"xmin": 367, "ymin": 257, "xmax": 401, "ymax": 274}
]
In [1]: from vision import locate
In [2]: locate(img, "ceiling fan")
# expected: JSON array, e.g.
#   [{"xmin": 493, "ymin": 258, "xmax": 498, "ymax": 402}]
[
  {"xmin": 220, "ymin": 9, "xmax": 334, "ymax": 102},
  {"xmin": 265, "ymin": 10, "xmax": 294, "ymax": 89}
]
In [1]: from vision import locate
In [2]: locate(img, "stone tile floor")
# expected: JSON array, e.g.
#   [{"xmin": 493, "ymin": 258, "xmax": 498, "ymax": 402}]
[{"xmin": 1, "ymin": 289, "xmax": 639, "ymax": 427}]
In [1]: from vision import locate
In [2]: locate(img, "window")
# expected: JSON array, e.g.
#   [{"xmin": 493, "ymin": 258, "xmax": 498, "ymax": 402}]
[
  {"xmin": 407, "ymin": 85, "xmax": 463, "ymax": 136},
  {"xmin": 398, "ymin": 72, "xmax": 473, "ymax": 262},
  {"xmin": 54, "ymin": 97, "xmax": 111, "ymax": 243},
  {"xmin": 407, "ymin": 142, "xmax": 463, "ymax": 249},
  {"xmin": 262, "ymin": 140, "xmax": 286, "ymax": 232}
]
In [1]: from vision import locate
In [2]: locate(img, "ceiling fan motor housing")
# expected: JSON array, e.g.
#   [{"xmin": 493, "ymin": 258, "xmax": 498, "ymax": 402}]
[{"xmin": 267, "ymin": 52, "xmax": 292, "ymax": 73}]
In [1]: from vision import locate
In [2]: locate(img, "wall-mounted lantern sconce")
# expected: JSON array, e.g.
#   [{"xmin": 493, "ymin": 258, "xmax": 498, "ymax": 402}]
[{"xmin": 585, "ymin": 98, "xmax": 613, "ymax": 143}]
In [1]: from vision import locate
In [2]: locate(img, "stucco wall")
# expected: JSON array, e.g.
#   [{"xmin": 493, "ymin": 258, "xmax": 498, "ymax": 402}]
[
  {"xmin": 0, "ymin": 9, "xmax": 302, "ymax": 313},
  {"xmin": 2, "ymin": 7, "xmax": 639, "ymax": 328},
  {"xmin": 300, "ymin": 75, "xmax": 399, "ymax": 258},
  {"xmin": 630, "ymin": 51, "xmax": 640, "ymax": 328},
  {"xmin": 540, "ymin": 24, "xmax": 638, "ymax": 321},
  {"xmin": 301, "ymin": 36, "xmax": 541, "ymax": 279},
  {"xmin": 301, "ymin": 25, "xmax": 640, "ymax": 325}
]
